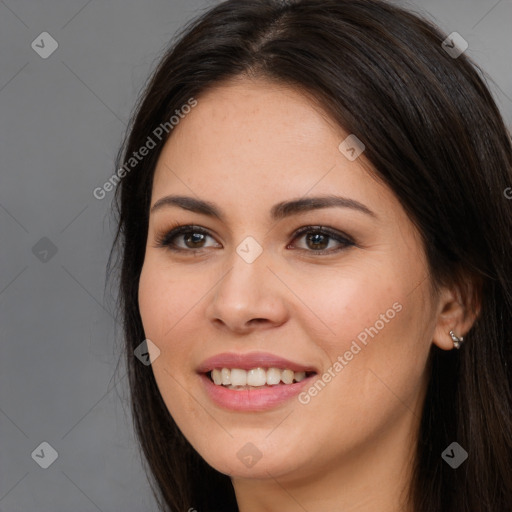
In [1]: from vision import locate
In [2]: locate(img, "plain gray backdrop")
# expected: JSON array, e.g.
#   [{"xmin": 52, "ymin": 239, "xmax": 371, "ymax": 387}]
[{"xmin": 1, "ymin": 1, "xmax": 511, "ymax": 511}]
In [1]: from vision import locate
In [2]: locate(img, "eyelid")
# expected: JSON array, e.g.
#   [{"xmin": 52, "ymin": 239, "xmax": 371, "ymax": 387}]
[
  {"xmin": 290, "ymin": 225, "xmax": 355, "ymax": 246},
  {"xmin": 153, "ymin": 223, "xmax": 217, "ymax": 249}
]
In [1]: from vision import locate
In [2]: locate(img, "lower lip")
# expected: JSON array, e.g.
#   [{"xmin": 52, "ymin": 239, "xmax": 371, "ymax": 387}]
[{"xmin": 199, "ymin": 373, "xmax": 315, "ymax": 412}]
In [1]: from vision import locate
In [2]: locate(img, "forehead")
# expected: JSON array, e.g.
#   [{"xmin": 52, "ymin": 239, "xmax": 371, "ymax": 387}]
[
  {"xmin": 167, "ymin": 80, "xmax": 341, "ymax": 160},
  {"xmin": 151, "ymin": 78, "xmax": 390, "ymax": 220}
]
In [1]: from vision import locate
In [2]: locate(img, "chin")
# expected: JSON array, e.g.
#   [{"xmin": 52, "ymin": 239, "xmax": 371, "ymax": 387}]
[
  {"xmin": 192, "ymin": 435, "xmax": 312, "ymax": 480},
  {"xmin": 207, "ymin": 454, "xmax": 295, "ymax": 480}
]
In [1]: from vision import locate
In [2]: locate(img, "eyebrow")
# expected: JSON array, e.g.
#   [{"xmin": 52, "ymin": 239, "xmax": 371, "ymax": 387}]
[{"xmin": 150, "ymin": 194, "xmax": 376, "ymax": 220}]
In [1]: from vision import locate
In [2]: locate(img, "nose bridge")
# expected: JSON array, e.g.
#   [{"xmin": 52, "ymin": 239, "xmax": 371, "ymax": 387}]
[
  {"xmin": 206, "ymin": 235, "xmax": 288, "ymax": 330},
  {"xmin": 218, "ymin": 236, "xmax": 271, "ymax": 303}
]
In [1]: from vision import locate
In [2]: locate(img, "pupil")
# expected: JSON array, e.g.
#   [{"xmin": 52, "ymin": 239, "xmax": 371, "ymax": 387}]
[
  {"xmin": 308, "ymin": 233, "xmax": 327, "ymax": 250},
  {"xmin": 186, "ymin": 233, "xmax": 204, "ymax": 247}
]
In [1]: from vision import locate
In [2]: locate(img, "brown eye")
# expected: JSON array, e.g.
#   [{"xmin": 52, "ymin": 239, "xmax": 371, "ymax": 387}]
[
  {"xmin": 304, "ymin": 232, "xmax": 330, "ymax": 250},
  {"xmin": 290, "ymin": 226, "xmax": 355, "ymax": 255},
  {"xmin": 182, "ymin": 232, "xmax": 208, "ymax": 249},
  {"xmin": 155, "ymin": 225, "xmax": 219, "ymax": 251}
]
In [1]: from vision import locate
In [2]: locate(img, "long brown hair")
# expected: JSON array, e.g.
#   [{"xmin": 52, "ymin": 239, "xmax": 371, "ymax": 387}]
[{"xmin": 107, "ymin": 1, "xmax": 512, "ymax": 510}]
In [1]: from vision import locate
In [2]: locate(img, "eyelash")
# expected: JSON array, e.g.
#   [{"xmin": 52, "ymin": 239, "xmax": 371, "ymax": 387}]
[{"xmin": 153, "ymin": 221, "xmax": 355, "ymax": 256}]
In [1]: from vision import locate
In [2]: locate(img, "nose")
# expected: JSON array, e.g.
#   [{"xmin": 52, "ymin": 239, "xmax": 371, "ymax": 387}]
[{"xmin": 205, "ymin": 247, "xmax": 290, "ymax": 334}]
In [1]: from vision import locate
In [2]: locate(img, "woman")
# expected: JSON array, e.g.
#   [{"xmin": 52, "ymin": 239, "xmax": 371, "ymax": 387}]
[{"xmin": 108, "ymin": 0, "xmax": 512, "ymax": 510}]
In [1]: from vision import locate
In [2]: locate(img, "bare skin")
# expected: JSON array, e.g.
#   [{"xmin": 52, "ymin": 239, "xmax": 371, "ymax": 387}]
[{"xmin": 138, "ymin": 76, "xmax": 476, "ymax": 512}]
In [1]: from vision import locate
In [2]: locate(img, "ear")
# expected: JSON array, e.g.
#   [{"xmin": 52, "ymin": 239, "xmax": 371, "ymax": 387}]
[{"xmin": 431, "ymin": 279, "xmax": 481, "ymax": 351}]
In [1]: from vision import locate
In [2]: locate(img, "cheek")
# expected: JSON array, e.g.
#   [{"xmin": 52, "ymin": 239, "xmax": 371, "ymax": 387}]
[
  {"xmin": 138, "ymin": 258, "xmax": 198, "ymax": 341},
  {"xmin": 138, "ymin": 264, "xmax": 167, "ymax": 341},
  {"xmin": 288, "ymin": 263, "xmax": 403, "ymax": 349},
  {"xmin": 293, "ymin": 262, "xmax": 431, "ymax": 415},
  {"xmin": 138, "ymin": 259, "xmax": 202, "ymax": 419}
]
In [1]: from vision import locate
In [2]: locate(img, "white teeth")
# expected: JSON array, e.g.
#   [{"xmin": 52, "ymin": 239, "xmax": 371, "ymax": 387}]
[
  {"xmin": 247, "ymin": 368, "xmax": 267, "ymax": 386},
  {"xmin": 294, "ymin": 371, "xmax": 306, "ymax": 382},
  {"xmin": 230, "ymin": 368, "xmax": 247, "ymax": 386},
  {"xmin": 212, "ymin": 368, "xmax": 222, "ymax": 385},
  {"xmin": 281, "ymin": 369, "xmax": 294, "ymax": 384},
  {"xmin": 221, "ymin": 368, "xmax": 231, "ymax": 385},
  {"xmin": 210, "ymin": 367, "xmax": 312, "ymax": 387},
  {"xmin": 266, "ymin": 367, "xmax": 282, "ymax": 385}
]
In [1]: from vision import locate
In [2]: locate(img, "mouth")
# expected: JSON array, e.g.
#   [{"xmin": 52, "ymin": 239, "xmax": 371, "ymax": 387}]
[{"xmin": 196, "ymin": 352, "xmax": 319, "ymax": 411}]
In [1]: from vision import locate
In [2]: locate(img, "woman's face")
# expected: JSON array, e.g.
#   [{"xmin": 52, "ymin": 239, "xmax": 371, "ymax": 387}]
[{"xmin": 138, "ymin": 78, "xmax": 442, "ymax": 482}]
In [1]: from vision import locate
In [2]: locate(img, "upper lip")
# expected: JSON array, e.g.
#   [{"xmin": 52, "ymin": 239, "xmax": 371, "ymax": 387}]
[{"xmin": 197, "ymin": 351, "xmax": 318, "ymax": 373}]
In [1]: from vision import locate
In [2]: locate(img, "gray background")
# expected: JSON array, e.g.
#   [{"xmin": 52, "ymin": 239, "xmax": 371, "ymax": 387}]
[{"xmin": 1, "ymin": 1, "xmax": 510, "ymax": 510}]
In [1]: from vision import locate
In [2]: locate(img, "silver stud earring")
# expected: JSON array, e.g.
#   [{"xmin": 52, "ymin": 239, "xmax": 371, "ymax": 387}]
[{"xmin": 449, "ymin": 330, "xmax": 464, "ymax": 349}]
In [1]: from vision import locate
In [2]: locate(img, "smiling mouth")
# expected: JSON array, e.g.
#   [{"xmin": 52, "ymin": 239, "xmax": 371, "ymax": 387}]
[{"xmin": 205, "ymin": 367, "xmax": 317, "ymax": 390}]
